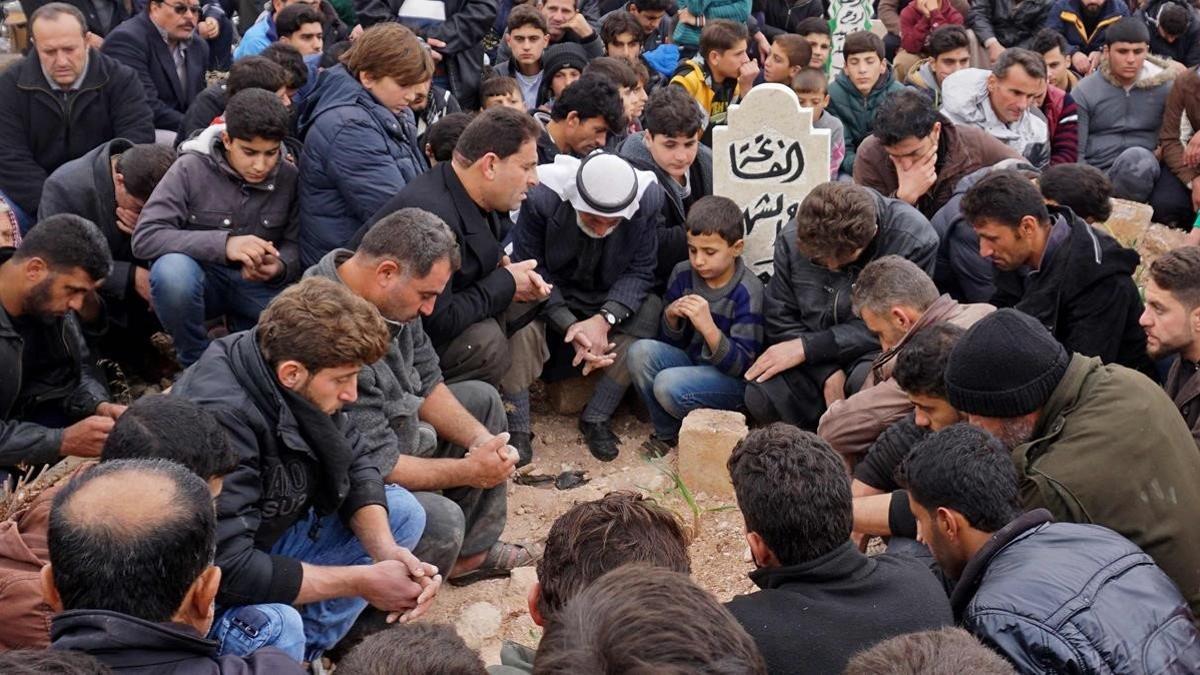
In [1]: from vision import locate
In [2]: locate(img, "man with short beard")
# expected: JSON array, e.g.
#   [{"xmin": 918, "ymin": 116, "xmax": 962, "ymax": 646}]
[
  {"xmin": 944, "ymin": 308, "xmax": 1200, "ymax": 616},
  {"xmin": 1140, "ymin": 247, "xmax": 1200, "ymax": 445}
]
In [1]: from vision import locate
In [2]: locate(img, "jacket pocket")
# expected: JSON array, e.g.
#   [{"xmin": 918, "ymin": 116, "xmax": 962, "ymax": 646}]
[{"xmin": 187, "ymin": 209, "xmax": 237, "ymax": 232}]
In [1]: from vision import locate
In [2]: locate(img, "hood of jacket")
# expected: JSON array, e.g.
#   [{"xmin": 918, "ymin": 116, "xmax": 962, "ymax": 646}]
[
  {"xmin": 297, "ymin": 65, "xmax": 415, "ymax": 139},
  {"xmin": 909, "ymin": 60, "xmax": 940, "ymax": 97},
  {"xmin": 179, "ymin": 123, "xmax": 285, "ymax": 190},
  {"xmin": 1096, "ymin": 52, "xmax": 1176, "ymax": 89},
  {"xmin": 941, "ymin": 68, "xmax": 1048, "ymax": 149}
]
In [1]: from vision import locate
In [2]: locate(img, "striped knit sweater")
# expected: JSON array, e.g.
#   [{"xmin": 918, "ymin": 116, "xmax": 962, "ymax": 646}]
[{"xmin": 660, "ymin": 258, "xmax": 765, "ymax": 378}]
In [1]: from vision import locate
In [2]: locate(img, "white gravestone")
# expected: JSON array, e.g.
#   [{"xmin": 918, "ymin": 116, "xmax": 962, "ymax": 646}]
[{"xmin": 713, "ymin": 84, "xmax": 832, "ymax": 280}]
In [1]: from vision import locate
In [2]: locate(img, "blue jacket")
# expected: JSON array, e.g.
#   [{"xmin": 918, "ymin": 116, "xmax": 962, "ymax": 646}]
[
  {"xmin": 101, "ymin": 12, "xmax": 210, "ymax": 131},
  {"xmin": 955, "ymin": 509, "xmax": 1200, "ymax": 673},
  {"xmin": 296, "ymin": 65, "xmax": 428, "ymax": 267},
  {"xmin": 232, "ymin": 12, "xmax": 275, "ymax": 60},
  {"xmin": 1044, "ymin": 0, "xmax": 1129, "ymax": 54}
]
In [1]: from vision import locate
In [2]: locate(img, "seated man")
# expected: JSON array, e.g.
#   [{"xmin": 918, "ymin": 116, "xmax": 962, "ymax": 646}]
[
  {"xmin": 534, "ymin": 75, "xmax": 625, "ymax": 164},
  {"xmin": 0, "ymin": 395, "xmax": 242, "ymax": 651},
  {"xmin": 493, "ymin": 491, "xmax": 690, "ymax": 673},
  {"xmin": 904, "ymin": 25, "xmax": 973, "ymax": 108},
  {"xmin": 1135, "ymin": 0, "xmax": 1200, "ymax": 68},
  {"xmin": 510, "ymin": 152, "xmax": 663, "ymax": 460},
  {"xmin": 963, "ymin": 170, "xmax": 1153, "ymax": 373},
  {"xmin": 600, "ymin": 0, "xmax": 670, "ymax": 52},
  {"xmin": 133, "ymin": 89, "xmax": 300, "ymax": 367},
  {"xmin": 818, "ymin": 256, "xmax": 993, "ymax": 459},
  {"xmin": 170, "ymin": 278, "xmax": 439, "ymax": 661},
  {"xmin": 307, "ymin": 209, "xmax": 532, "ymax": 583},
  {"xmin": 618, "ymin": 85, "xmax": 713, "ymax": 288},
  {"xmin": 944, "ymin": 308, "xmax": 1200, "ymax": 615},
  {"xmin": 1151, "ymin": 62, "xmax": 1200, "ymax": 229},
  {"xmin": 0, "ymin": 215, "xmax": 122, "ymax": 471},
  {"xmin": 337, "ymin": 623, "xmax": 486, "ymax": 674},
  {"xmin": 44, "ymin": 459, "xmax": 304, "ymax": 672},
  {"xmin": 1141, "ymin": 247, "xmax": 1200, "ymax": 445},
  {"xmin": 38, "ymin": 141, "xmax": 176, "ymax": 376},
  {"xmin": 1037, "ymin": 162, "xmax": 1113, "ymax": 222},
  {"xmin": 743, "ymin": 182, "xmax": 938, "ymax": 429},
  {"xmin": 1072, "ymin": 17, "xmax": 1176, "ymax": 203},
  {"xmin": 1043, "ymin": 0, "xmax": 1130, "ymax": 77},
  {"xmin": 101, "ymin": 0, "xmax": 212, "ymax": 138},
  {"xmin": 361, "ymin": 109, "xmax": 550, "ymax": 460},
  {"xmin": 968, "ymin": 0, "xmax": 1053, "ymax": 61},
  {"xmin": 904, "ymin": 424, "xmax": 1200, "ymax": 671},
  {"xmin": 940, "ymin": 49, "xmax": 1050, "ymax": 168},
  {"xmin": 0, "ymin": 3, "xmax": 154, "ymax": 229},
  {"xmin": 724, "ymin": 425, "xmax": 953, "ymax": 675},
  {"xmin": 844, "ymin": 627, "xmax": 1017, "ymax": 675},
  {"xmin": 234, "ymin": 0, "xmax": 323, "ymax": 59},
  {"xmin": 537, "ymin": 567, "xmax": 767, "ymax": 674},
  {"xmin": 855, "ymin": 88, "xmax": 1020, "ymax": 218}
]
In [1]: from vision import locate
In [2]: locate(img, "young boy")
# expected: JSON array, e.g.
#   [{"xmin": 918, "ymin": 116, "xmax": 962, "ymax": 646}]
[
  {"xmin": 627, "ymin": 196, "xmax": 765, "ymax": 456},
  {"xmin": 827, "ymin": 31, "xmax": 904, "ymax": 176},
  {"xmin": 763, "ymin": 34, "xmax": 813, "ymax": 85},
  {"xmin": 536, "ymin": 43, "xmax": 589, "ymax": 110},
  {"xmin": 792, "ymin": 68, "xmax": 844, "ymax": 180},
  {"xmin": 131, "ymin": 89, "xmax": 300, "ymax": 367},
  {"xmin": 480, "ymin": 76, "xmax": 527, "ymax": 111},
  {"xmin": 497, "ymin": 5, "xmax": 551, "ymax": 110},
  {"xmin": 795, "ymin": 17, "xmax": 833, "ymax": 72},
  {"xmin": 670, "ymin": 20, "xmax": 760, "ymax": 145}
]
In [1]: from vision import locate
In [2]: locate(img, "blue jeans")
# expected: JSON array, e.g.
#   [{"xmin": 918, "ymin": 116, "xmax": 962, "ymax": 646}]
[
  {"xmin": 149, "ymin": 253, "xmax": 282, "ymax": 365},
  {"xmin": 210, "ymin": 485, "xmax": 426, "ymax": 662},
  {"xmin": 627, "ymin": 339, "xmax": 747, "ymax": 441}
]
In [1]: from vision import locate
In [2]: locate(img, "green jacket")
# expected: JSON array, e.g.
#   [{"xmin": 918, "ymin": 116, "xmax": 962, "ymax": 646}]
[
  {"xmin": 1014, "ymin": 354, "xmax": 1200, "ymax": 615},
  {"xmin": 827, "ymin": 70, "xmax": 905, "ymax": 176}
]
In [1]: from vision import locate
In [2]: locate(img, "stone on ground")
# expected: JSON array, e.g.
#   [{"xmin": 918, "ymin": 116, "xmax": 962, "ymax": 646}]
[
  {"xmin": 455, "ymin": 601, "xmax": 503, "ymax": 650},
  {"xmin": 678, "ymin": 409, "xmax": 748, "ymax": 500},
  {"xmin": 1099, "ymin": 198, "xmax": 1154, "ymax": 247},
  {"xmin": 544, "ymin": 375, "xmax": 599, "ymax": 415}
]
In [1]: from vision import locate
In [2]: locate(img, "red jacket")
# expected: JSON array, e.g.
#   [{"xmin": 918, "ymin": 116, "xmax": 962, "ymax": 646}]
[{"xmin": 899, "ymin": 0, "xmax": 965, "ymax": 54}]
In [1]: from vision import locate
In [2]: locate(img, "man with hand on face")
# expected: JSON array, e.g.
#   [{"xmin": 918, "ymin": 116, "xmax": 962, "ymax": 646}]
[
  {"xmin": 171, "ymin": 277, "xmax": 440, "ymax": 663},
  {"xmin": 1141, "ymin": 247, "xmax": 1200, "ymax": 445},
  {"xmin": 0, "ymin": 215, "xmax": 123, "ymax": 473}
]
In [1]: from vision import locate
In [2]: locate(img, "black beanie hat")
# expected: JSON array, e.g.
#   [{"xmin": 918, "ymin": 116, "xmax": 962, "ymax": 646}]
[{"xmin": 944, "ymin": 309, "xmax": 1070, "ymax": 418}]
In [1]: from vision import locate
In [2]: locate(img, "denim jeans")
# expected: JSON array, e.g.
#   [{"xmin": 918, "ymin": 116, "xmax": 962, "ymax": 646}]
[
  {"xmin": 149, "ymin": 253, "xmax": 282, "ymax": 366},
  {"xmin": 209, "ymin": 485, "xmax": 426, "ymax": 662},
  {"xmin": 627, "ymin": 339, "xmax": 747, "ymax": 441}
]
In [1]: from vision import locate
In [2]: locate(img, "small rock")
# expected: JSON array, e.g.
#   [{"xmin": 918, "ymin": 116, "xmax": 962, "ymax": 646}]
[
  {"xmin": 455, "ymin": 601, "xmax": 503, "ymax": 650},
  {"xmin": 508, "ymin": 566, "xmax": 538, "ymax": 598},
  {"xmin": 645, "ymin": 473, "xmax": 669, "ymax": 492}
]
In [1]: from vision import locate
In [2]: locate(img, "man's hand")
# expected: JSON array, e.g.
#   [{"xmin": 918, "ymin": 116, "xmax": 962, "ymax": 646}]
[
  {"xmin": 426, "ymin": 37, "xmax": 446, "ymax": 63},
  {"xmin": 737, "ymin": 59, "xmax": 760, "ymax": 93},
  {"xmin": 96, "ymin": 402, "xmax": 127, "ymax": 420},
  {"xmin": 566, "ymin": 11, "xmax": 593, "ymax": 37},
  {"xmin": 350, "ymin": 23, "xmax": 363, "ymax": 40},
  {"xmin": 565, "ymin": 315, "xmax": 616, "ymax": 375},
  {"xmin": 241, "ymin": 255, "xmax": 284, "ymax": 282},
  {"xmin": 1070, "ymin": 50, "xmax": 1092, "ymax": 75},
  {"xmin": 115, "ymin": 206, "xmax": 140, "ymax": 235},
  {"xmin": 1184, "ymin": 134, "xmax": 1200, "ymax": 168},
  {"xmin": 674, "ymin": 294, "xmax": 716, "ymax": 335},
  {"xmin": 917, "ymin": 0, "xmax": 938, "ymax": 17},
  {"xmin": 744, "ymin": 339, "xmax": 806, "ymax": 383},
  {"xmin": 358, "ymin": 560, "xmax": 428, "ymax": 614},
  {"xmin": 225, "ymin": 235, "xmax": 278, "ymax": 268},
  {"xmin": 754, "ymin": 31, "xmax": 770, "ymax": 63},
  {"xmin": 134, "ymin": 266, "xmax": 153, "ymax": 304},
  {"xmin": 197, "ymin": 16, "xmax": 219, "ymax": 39},
  {"xmin": 985, "ymin": 38, "xmax": 1004, "ymax": 62},
  {"xmin": 60, "ymin": 416, "xmax": 115, "ymax": 458},
  {"xmin": 823, "ymin": 369, "xmax": 847, "ymax": 406},
  {"xmin": 505, "ymin": 259, "xmax": 553, "ymax": 303},
  {"xmin": 893, "ymin": 146, "xmax": 937, "ymax": 205},
  {"xmin": 85, "ymin": 31, "xmax": 104, "ymax": 48},
  {"xmin": 466, "ymin": 432, "xmax": 518, "ymax": 488}
]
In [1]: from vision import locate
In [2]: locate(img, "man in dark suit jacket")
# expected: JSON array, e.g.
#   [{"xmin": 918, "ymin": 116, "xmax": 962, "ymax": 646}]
[
  {"xmin": 358, "ymin": 108, "xmax": 550, "ymax": 461},
  {"xmin": 101, "ymin": 1, "xmax": 210, "ymax": 134}
]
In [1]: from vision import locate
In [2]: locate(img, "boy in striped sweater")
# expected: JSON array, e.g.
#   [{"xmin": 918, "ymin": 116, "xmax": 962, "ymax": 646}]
[{"xmin": 627, "ymin": 196, "xmax": 765, "ymax": 457}]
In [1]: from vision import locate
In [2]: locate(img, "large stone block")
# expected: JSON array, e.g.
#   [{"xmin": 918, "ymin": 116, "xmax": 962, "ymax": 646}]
[
  {"xmin": 544, "ymin": 375, "xmax": 600, "ymax": 416},
  {"xmin": 1099, "ymin": 198, "xmax": 1154, "ymax": 248},
  {"xmin": 678, "ymin": 409, "xmax": 748, "ymax": 500}
]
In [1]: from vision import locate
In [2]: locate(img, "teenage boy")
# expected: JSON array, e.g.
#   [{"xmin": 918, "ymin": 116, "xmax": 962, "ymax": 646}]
[
  {"xmin": 628, "ymin": 197, "xmax": 765, "ymax": 457},
  {"xmin": 671, "ymin": 20, "xmax": 760, "ymax": 145},
  {"xmin": 795, "ymin": 17, "xmax": 833, "ymax": 71},
  {"xmin": 601, "ymin": 10, "xmax": 645, "ymax": 60},
  {"xmin": 904, "ymin": 25, "xmax": 972, "ymax": 107},
  {"xmin": 619, "ymin": 85, "xmax": 714, "ymax": 286},
  {"xmin": 792, "ymin": 68, "xmax": 845, "ymax": 180},
  {"xmin": 480, "ymin": 76, "xmax": 528, "ymax": 111},
  {"xmin": 132, "ymin": 89, "xmax": 300, "ymax": 367},
  {"xmin": 600, "ymin": 0, "xmax": 671, "ymax": 52},
  {"xmin": 494, "ymin": 5, "xmax": 550, "ymax": 110},
  {"xmin": 763, "ymin": 34, "xmax": 812, "ymax": 85},
  {"xmin": 276, "ymin": 3, "xmax": 325, "ymax": 57},
  {"xmin": 828, "ymin": 31, "xmax": 905, "ymax": 176}
]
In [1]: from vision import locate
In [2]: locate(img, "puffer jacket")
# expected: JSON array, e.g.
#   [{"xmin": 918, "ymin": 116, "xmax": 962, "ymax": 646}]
[
  {"xmin": 954, "ymin": 509, "xmax": 1200, "ymax": 672},
  {"xmin": 764, "ymin": 188, "xmax": 938, "ymax": 367},
  {"xmin": 968, "ymin": 0, "xmax": 1052, "ymax": 47},
  {"xmin": 940, "ymin": 68, "xmax": 1050, "ymax": 168},
  {"xmin": 1136, "ymin": 0, "xmax": 1200, "ymax": 67},
  {"xmin": 170, "ymin": 329, "xmax": 386, "ymax": 606},
  {"xmin": 827, "ymin": 69, "xmax": 906, "ymax": 176},
  {"xmin": 1073, "ymin": 53, "xmax": 1176, "ymax": 171},
  {"xmin": 1044, "ymin": 0, "xmax": 1129, "ymax": 55},
  {"xmin": 132, "ymin": 124, "xmax": 301, "ymax": 282},
  {"xmin": 297, "ymin": 65, "xmax": 427, "ymax": 267}
]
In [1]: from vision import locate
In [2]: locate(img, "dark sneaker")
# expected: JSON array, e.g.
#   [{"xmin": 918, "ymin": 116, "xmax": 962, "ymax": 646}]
[
  {"xmin": 579, "ymin": 420, "xmax": 621, "ymax": 461},
  {"xmin": 509, "ymin": 431, "xmax": 534, "ymax": 468},
  {"xmin": 640, "ymin": 435, "xmax": 677, "ymax": 459}
]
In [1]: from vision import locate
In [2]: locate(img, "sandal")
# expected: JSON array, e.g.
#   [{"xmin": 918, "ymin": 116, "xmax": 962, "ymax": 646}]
[{"xmin": 447, "ymin": 541, "xmax": 543, "ymax": 587}]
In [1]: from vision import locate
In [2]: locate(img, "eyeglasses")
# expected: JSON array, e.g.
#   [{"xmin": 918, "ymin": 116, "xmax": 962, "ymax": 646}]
[{"xmin": 156, "ymin": 1, "xmax": 202, "ymax": 15}]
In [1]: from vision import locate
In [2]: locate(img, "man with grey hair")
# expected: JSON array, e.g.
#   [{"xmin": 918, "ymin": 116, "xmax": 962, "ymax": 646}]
[
  {"xmin": 305, "ymin": 208, "xmax": 534, "ymax": 588},
  {"xmin": 817, "ymin": 256, "xmax": 994, "ymax": 460},
  {"xmin": 0, "ymin": 1, "xmax": 153, "ymax": 229}
]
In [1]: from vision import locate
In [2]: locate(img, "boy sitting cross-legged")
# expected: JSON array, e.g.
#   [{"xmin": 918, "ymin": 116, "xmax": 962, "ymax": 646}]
[{"xmin": 628, "ymin": 196, "xmax": 765, "ymax": 457}]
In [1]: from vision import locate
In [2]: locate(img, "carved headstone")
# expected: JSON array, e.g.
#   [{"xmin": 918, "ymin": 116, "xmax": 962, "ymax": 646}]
[{"xmin": 712, "ymin": 84, "xmax": 832, "ymax": 279}]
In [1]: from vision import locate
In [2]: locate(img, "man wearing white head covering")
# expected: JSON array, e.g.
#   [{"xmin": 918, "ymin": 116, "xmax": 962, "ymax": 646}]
[{"xmin": 504, "ymin": 152, "xmax": 665, "ymax": 461}]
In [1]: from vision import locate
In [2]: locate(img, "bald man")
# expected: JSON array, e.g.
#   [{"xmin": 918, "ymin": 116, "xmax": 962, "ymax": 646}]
[{"xmin": 42, "ymin": 459, "xmax": 304, "ymax": 672}]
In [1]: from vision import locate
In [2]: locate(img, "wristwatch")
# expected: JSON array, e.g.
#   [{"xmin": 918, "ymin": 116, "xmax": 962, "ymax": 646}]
[{"xmin": 600, "ymin": 309, "xmax": 618, "ymax": 326}]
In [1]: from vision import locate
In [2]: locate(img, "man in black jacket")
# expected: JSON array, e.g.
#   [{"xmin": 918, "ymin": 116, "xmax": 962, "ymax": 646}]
[
  {"xmin": 725, "ymin": 424, "xmax": 953, "ymax": 675},
  {"xmin": 170, "ymin": 278, "xmax": 441, "ymax": 662},
  {"xmin": 0, "ymin": 215, "xmax": 123, "ymax": 475},
  {"xmin": 0, "ymin": 3, "xmax": 154, "ymax": 228},
  {"xmin": 744, "ymin": 182, "xmax": 938, "ymax": 429},
  {"xmin": 45, "ymin": 459, "xmax": 305, "ymax": 673},
  {"xmin": 963, "ymin": 170, "xmax": 1154, "ymax": 375},
  {"xmin": 904, "ymin": 424, "xmax": 1200, "ymax": 672}
]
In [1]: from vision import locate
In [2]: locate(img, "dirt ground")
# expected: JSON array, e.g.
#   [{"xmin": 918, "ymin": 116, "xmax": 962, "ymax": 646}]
[{"xmin": 421, "ymin": 395, "xmax": 759, "ymax": 666}]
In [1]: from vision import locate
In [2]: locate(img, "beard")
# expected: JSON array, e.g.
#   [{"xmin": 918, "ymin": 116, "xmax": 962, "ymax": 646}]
[
  {"xmin": 1146, "ymin": 329, "xmax": 1194, "ymax": 360},
  {"xmin": 22, "ymin": 277, "xmax": 56, "ymax": 317}
]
